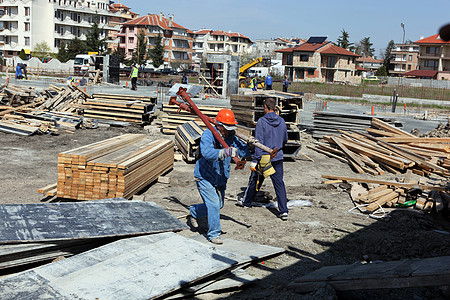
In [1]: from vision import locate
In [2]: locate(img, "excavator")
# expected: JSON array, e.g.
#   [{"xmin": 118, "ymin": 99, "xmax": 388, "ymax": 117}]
[{"xmin": 239, "ymin": 57, "xmax": 269, "ymax": 89}]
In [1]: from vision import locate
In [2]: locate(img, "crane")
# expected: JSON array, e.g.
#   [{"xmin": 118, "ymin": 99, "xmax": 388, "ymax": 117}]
[{"xmin": 239, "ymin": 57, "xmax": 266, "ymax": 88}]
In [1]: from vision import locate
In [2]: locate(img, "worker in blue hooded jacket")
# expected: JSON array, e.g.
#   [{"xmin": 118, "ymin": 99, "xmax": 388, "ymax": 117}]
[
  {"xmin": 188, "ymin": 109, "xmax": 251, "ymax": 245},
  {"xmin": 237, "ymin": 97, "xmax": 289, "ymax": 220}
]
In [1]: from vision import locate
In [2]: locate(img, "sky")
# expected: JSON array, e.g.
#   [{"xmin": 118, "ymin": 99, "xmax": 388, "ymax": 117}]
[{"xmin": 119, "ymin": 0, "xmax": 450, "ymax": 58}]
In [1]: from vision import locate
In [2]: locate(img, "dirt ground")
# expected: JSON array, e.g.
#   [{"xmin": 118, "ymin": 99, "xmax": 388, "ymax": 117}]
[{"xmin": 1, "ymin": 122, "xmax": 450, "ymax": 300}]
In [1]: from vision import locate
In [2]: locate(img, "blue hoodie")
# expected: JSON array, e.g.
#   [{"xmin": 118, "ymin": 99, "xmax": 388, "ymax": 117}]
[{"xmin": 253, "ymin": 112, "xmax": 288, "ymax": 162}]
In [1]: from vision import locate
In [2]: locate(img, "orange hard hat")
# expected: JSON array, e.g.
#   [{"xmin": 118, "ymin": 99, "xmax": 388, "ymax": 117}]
[{"xmin": 215, "ymin": 108, "xmax": 237, "ymax": 125}]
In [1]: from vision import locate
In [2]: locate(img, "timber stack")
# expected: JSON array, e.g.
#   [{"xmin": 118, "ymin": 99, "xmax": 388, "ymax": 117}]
[
  {"xmin": 161, "ymin": 103, "xmax": 220, "ymax": 134},
  {"xmin": 174, "ymin": 121, "xmax": 204, "ymax": 162},
  {"xmin": 57, "ymin": 134, "xmax": 174, "ymax": 200},
  {"xmin": 81, "ymin": 93, "xmax": 157, "ymax": 124},
  {"xmin": 230, "ymin": 91, "xmax": 303, "ymax": 158},
  {"xmin": 310, "ymin": 118, "xmax": 450, "ymax": 177}
]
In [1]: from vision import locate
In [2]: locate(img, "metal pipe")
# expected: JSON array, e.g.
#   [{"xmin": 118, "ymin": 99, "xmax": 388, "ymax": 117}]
[{"xmin": 174, "ymin": 88, "xmax": 246, "ymax": 170}]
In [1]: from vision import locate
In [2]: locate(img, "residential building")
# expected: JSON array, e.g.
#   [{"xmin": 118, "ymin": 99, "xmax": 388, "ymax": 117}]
[
  {"xmin": 192, "ymin": 29, "xmax": 253, "ymax": 70},
  {"xmin": 413, "ymin": 34, "xmax": 450, "ymax": 80},
  {"xmin": 355, "ymin": 56, "xmax": 383, "ymax": 73},
  {"xmin": 276, "ymin": 37, "xmax": 361, "ymax": 84},
  {"xmin": 0, "ymin": 0, "xmax": 119, "ymax": 60},
  {"xmin": 252, "ymin": 38, "xmax": 299, "ymax": 60},
  {"xmin": 119, "ymin": 13, "xmax": 193, "ymax": 68},
  {"xmin": 107, "ymin": 2, "xmax": 139, "ymax": 52},
  {"xmin": 390, "ymin": 43, "xmax": 419, "ymax": 76}
]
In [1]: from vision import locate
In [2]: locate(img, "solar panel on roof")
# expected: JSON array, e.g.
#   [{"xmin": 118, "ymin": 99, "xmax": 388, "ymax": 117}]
[{"xmin": 307, "ymin": 36, "xmax": 327, "ymax": 44}]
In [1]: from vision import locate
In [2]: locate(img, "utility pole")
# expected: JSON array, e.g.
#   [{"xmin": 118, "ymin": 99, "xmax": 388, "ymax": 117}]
[{"xmin": 400, "ymin": 23, "xmax": 405, "ymax": 77}]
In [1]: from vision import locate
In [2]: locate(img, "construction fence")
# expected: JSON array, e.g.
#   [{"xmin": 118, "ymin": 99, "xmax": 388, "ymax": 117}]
[{"xmin": 273, "ymin": 82, "xmax": 450, "ymax": 102}]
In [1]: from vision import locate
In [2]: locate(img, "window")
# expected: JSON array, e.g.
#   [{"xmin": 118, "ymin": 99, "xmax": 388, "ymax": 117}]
[
  {"xmin": 408, "ymin": 65, "xmax": 411, "ymax": 70},
  {"xmin": 307, "ymin": 69, "xmax": 314, "ymax": 76},
  {"xmin": 300, "ymin": 54, "xmax": 309, "ymax": 62},
  {"xmin": 408, "ymin": 55, "xmax": 412, "ymax": 61},
  {"xmin": 424, "ymin": 60, "xmax": 438, "ymax": 69},
  {"xmin": 295, "ymin": 69, "xmax": 304, "ymax": 79},
  {"xmin": 24, "ymin": 7, "xmax": 30, "ymax": 16},
  {"xmin": 426, "ymin": 47, "xmax": 439, "ymax": 55},
  {"xmin": 128, "ymin": 37, "xmax": 134, "ymax": 43},
  {"xmin": 24, "ymin": 22, "xmax": 30, "ymax": 31},
  {"xmin": 24, "ymin": 37, "xmax": 30, "ymax": 46}
]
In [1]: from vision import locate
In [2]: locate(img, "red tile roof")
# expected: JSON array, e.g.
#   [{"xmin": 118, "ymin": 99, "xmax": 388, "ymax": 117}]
[
  {"xmin": 193, "ymin": 29, "xmax": 252, "ymax": 42},
  {"xmin": 122, "ymin": 14, "xmax": 188, "ymax": 31},
  {"xmin": 414, "ymin": 34, "xmax": 450, "ymax": 44},
  {"xmin": 319, "ymin": 44, "xmax": 360, "ymax": 57},
  {"xmin": 356, "ymin": 56, "xmax": 382, "ymax": 63},
  {"xmin": 356, "ymin": 66, "xmax": 366, "ymax": 71},
  {"xmin": 194, "ymin": 29, "xmax": 212, "ymax": 35},
  {"xmin": 112, "ymin": 3, "xmax": 129, "ymax": 9},
  {"xmin": 403, "ymin": 70, "xmax": 438, "ymax": 77}
]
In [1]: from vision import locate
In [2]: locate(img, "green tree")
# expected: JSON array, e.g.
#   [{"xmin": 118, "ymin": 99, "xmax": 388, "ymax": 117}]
[
  {"xmin": 67, "ymin": 37, "xmax": 87, "ymax": 60},
  {"xmin": 375, "ymin": 64, "xmax": 387, "ymax": 76},
  {"xmin": 335, "ymin": 29, "xmax": 354, "ymax": 50},
  {"xmin": 85, "ymin": 17, "xmax": 107, "ymax": 54},
  {"xmin": 382, "ymin": 40, "xmax": 395, "ymax": 74},
  {"xmin": 357, "ymin": 37, "xmax": 375, "ymax": 57},
  {"xmin": 56, "ymin": 41, "xmax": 70, "ymax": 62},
  {"xmin": 131, "ymin": 31, "xmax": 147, "ymax": 66},
  {"xmin": 33, "ymin": 41, "xmax": 52, "ymax": 60},
  {"xmin": 148, "ymin": 34, "xmax": 164, "ymax": 68},
  {"xmin": 112, "ymin": 43, "xmax": 127, "ymax": 65}
]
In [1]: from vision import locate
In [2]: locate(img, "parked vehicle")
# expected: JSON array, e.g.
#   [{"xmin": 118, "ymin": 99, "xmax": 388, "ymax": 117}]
[{"xmin": 157, "ymin": 68, "xmax": 178, "ymax": 75}]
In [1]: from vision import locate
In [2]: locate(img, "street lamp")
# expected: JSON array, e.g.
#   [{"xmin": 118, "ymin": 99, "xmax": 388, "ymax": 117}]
[{"xmin": 400, "ymin": 23, "xmax": 405, "ymax": 75}]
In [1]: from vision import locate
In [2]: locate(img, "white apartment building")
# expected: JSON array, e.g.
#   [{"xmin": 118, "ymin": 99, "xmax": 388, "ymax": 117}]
[
  {"xmin": 192, "ymin": 29, "xmax": 253, "ymax": 70},
  {"xmin": 0, "ymin": 0, "xmax": 119, "ymax": 60}
]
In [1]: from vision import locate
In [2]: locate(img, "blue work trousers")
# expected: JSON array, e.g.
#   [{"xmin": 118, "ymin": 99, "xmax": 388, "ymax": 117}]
[
  {"xmin": 190, "ymin": 179, "xmax": 225, "ymax": 240},
  {"xmin": 242, "ymin": 160, "xmax": 288, "ymax": 214}
]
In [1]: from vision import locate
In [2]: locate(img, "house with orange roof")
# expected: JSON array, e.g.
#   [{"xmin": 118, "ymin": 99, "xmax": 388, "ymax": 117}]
[
  {"xmin": 355, "ymin": 56, "xmax": 383, "ymax": 72},
  {"xmin": 409, "ymin": 34, "xmax": 450, "ymax": 80},
  {"xmin": 108, "ymin": 3, "xmax": 139, "ymax": 52},
  {"xmin": 192, "ymin": 29, "xmax": 253, "ymax": 69},
  {"xmin": 276, "ymin": 37, "xmax": 361, "ymax": 84},
  {"xmin": 118, "ymin": 13, "xmax": 193, "ymax": 68}
]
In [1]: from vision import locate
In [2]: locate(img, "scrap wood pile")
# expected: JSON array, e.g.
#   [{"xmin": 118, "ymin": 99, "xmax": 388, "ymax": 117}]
[
  {"xmin": 54, "ymin": 134, "xmax": 174, "ymax": 201},
  {"xmin": 80, "ymin": 93, "xmax": 157, "ymax": 124},
  {"xmin": 161, "ymin": 103, "xmax": 221, "ymax": 134},
  {"xmin": 36, "ymin": 84, "xmax": 90, "ymax": 113},
  {"xmin": 309, "ymin": 118, "xmax": 450, "ymax": 177},
  {"xmin": 322, "ymin": 174, "xmax": 449, "ymax": 214},
  {"xmin": 174, "ymin": 120, "xmax": 204, "ymax": 162}
]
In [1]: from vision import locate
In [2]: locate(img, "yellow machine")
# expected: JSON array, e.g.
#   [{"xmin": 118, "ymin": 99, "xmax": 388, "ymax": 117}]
[{"xmin": 239, "ymin": 57, "xmax": 266, "ymax": 89}]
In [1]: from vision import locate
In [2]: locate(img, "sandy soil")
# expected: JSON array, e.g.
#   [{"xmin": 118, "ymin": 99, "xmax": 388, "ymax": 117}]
[{"xmin": 1, "ymin": 123, "xmax": 449, "ymax": 300}]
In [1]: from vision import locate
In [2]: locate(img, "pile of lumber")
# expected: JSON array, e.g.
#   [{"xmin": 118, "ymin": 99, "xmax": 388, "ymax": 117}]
[
  {"xmin": 312, "ymin": 111, "xmax": 400, "ymax": 139},
  {"xmin": 161, "ymin": 103, "xmax": 220, "ymax": 134},
  {"xmin": 0, "ymin": 84, "xmax": 40, "ymax": 106},
  {"xmin": 57, "ymin": 134, "xmax": 174, "ymax": 200},
  {"xmin": 309, "ymin": 118, "xmax": 450, "ymax": 177},
  {"xmin": 230, "ymin": 91, "xmax": 303, "ymax": 158},
  {"xmin": 81, "ymin": 93, "xmax": 157, "ymax": 124},
  {"xmin": 0, "ymin": 112, "xmax": 57, "ymax": 135},
  {"xmin": 37, "ymin": 84, "xmax": 90, "ymax": 113},
  {"xmin": 323, "ymin": 174, "xmax": 449, "ymax": 214},
  {"xmin": 174, "ymin": 121, "xmax": 204, "ymax": 162}
]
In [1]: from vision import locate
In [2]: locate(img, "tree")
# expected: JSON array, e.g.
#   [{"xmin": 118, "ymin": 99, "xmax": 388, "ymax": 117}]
[
  {"xmin": 148, "ymin": 33, "xmax": 164, "ymax": 68},
  {"xmin": 112, "ymin": 43, "xmax": 127, "ymax": 65},
  {"xmin": 356, "ymin": 37, "xmax": 375, "ymax": 57},
  {"xmin": 85, "ymin": 17, "xmax": 107, "ymax": 54},
  {"xmin": 382, "ymin": 40, "xmax": 395, "ymax": 75},
  {"xmin": 131, "ymin": 31, "xmax": 147, "ymax": 66},
  {"xmin": 335, "ymin": 29, "xmax": 354, "ymax": 50},
  {"xmin": 56, "ymin": 41, "xmax": 70, "ymax": 62},
  {"xmin": 375, "ymin": 65, "xmax": 387, "ymax": 76},
  {"xmin": 33, "ymin": 41, "xmax": 52, "ymax": 60},
  {"xmin": 67, "ymin": 37, "xmax": 87, "ymax": 60}
]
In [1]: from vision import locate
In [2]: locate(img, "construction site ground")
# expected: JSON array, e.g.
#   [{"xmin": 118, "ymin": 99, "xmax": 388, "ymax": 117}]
[{"xmin": 1, "ymin": 114, "xmax": 450, "ymax": 299}]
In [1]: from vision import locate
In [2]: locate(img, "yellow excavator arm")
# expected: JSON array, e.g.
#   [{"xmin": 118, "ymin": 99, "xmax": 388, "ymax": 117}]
[
  {"xmin": 239, "ymin": 57, "xmax": 265, "ymax": 88},
  {"xmin": 239, "ymin": 57, "xmax": 263, "ymax": 75}
]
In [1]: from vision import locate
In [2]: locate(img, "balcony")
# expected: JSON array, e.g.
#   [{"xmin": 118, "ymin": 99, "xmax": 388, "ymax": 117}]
[{"xmin": 419, "ymin": 52, "xmax": 440, "ymax": 59}]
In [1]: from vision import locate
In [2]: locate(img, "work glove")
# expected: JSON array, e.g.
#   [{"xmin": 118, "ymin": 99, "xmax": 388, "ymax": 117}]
[
  {"xmin": 219, "ymin": 147, "xmax": 237, "ymax": 159},
  {"xmin": 250, "ymin": 162, "xmax": 257, "ymax": 172},
  {"xmin": 247, "ymin": 136, "xmax": 258, "ymax": 145}
]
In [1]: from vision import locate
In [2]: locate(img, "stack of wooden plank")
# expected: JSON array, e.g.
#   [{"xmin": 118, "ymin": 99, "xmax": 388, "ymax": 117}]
[
  {"xmin": 309, "ymin": 118, "xmax": 450, "ymax": 177},
  {"xmin": 312, "ymin": 111, "xmax": 400, "ymax": 139},
  {"xmin": 0, "ymin": 113, "xmax": 57, "ymax": 135},
  {"xmin": 161, "ymin": 103, "xmax": 221, "ymax": 134},
  {"xmin": 81, "ymin": 93, "xmax": 157, "ymax": 124},
  {"xmin": 230, "ymin": 91, "xmax": 303, "ymax": 158},
  {"xmin": 174, "ymin": 121, "xmax": 204, "ymax": 162},
  {"xmin": 0, "ymin": 84, "xmax": 39, "ymax": 106},
  {"xmin": 57, "ymin": 134, "xmax": 174, "ymax": 200},
  {"xmin": 323, "ymin": 175, "xmax": 449, "ymax": 213}
]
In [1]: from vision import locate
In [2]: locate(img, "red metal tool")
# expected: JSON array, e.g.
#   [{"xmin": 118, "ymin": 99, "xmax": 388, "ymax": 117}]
[
  {"xmin": 169, "ymin": 96, "xmax": 278, "ymax": 160},
  {"xmin": 174, "ymin": 87, "xmax": 246, "ymax": 170}
]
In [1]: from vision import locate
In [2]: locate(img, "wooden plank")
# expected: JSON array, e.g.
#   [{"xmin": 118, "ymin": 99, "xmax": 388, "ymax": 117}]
[
  {"xmin": 0, "ymin": 200, "xmax": 187, "ymax": 243},
  {"xmin": 380, "ymin": 137, "xmax": 450, "ymax": 143},
  {"xmin": 289, "ymin": 256, "xmax": 450, "ymax": 293},
  {"xmin": 329, "ymin": 136, "xmax": 364, "ymax": 173},
  {"xmin": 371, "ymin": 118, "xmax": 416, "ymax": 137}
]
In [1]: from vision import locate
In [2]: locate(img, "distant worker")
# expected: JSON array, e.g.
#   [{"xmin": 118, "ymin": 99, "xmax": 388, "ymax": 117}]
[
  {"xmin": 188, "ymin": 109, "xmax": 251, "ymax": 245},
  {"xmin": 237, "ymin": 97, "xmax": 289, "ymax": 221},
  {"xmin": 15, "ymin": 64, "xmax": 22, "ymax": 80},
  {"xmin": 250, "ymin": 75, "xmax": 258, "ymax": 91},
  {"xmin": 21, "ymin": 63, "xmax": 28, "ymax": 80},
  {"xmin": 130, "ymin": 63, "xmax": 138, "ymax": 91},
  {"xmin": 282, "ymin": 75, "xmax": 290, "ymax": 92},
  {"xmin": 182, "ymin": 72, "xmax": 188, "ymax": 84},
  {"xmin": 264, "ymin": 73, "xmax": 273, "ymax": 90}
]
